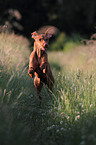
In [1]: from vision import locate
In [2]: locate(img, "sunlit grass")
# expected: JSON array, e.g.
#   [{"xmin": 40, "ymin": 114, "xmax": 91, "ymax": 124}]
[
  {"xmin": 52, "ymin": 71, "xmax": 96, "ymax": 120},
  {"xmin": 48, "ymin": 42, "xmax": 96, "ymax": 72},
  {"xmin": 0, "ymin": 32, "xmax": 30, "ymax": 73}
]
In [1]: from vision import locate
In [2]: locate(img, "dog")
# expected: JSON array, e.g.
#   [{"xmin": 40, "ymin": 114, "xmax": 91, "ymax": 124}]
[{"xmin": 28, "ymin": 28, "xmax": 55, "ymax": 102}]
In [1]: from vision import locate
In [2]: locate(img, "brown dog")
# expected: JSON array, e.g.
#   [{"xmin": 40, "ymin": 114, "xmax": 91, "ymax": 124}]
[{"xmin": 28, "ymin": 29, "xmax": 54, "ymax": 102}]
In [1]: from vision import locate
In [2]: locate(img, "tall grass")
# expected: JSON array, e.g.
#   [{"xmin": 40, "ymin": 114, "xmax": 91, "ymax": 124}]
[
  {"xmin": 53, "ymin": 70, "xmax": 96, "ymax": 118},
  {"xmin": 0, "ymin": 32, "xmax": 30, "ymax": 73},
  {"xmin": 1, "ymin": 69, "xmax": 96, "ymax": 145},
  {"xmin": 0, "ymin": 32, "xmax": 96, "ymax": 145}
]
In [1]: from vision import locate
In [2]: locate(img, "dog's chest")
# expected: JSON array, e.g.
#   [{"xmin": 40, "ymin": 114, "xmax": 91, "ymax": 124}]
[
  {"xmin": 37, "ymin": 51, "xmax": 47, "ymax": 65},
  {"xmin": 38, "ymin": 57, "xmax": 41, "ymax": 64}
]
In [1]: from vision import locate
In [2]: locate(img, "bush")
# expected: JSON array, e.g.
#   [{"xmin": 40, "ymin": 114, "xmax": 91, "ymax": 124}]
[
  {"xmin": 50, "ymin": 32, "xmax": 66, "ymax": 51},
  {"xmin": 50, "ymin": 32, "xmax": 81, "ymax": 51}
]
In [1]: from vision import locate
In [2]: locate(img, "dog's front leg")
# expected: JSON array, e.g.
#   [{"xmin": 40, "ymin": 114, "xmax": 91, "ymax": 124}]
[
  {"xmin": 28, "ymin": 51, "xmax": 39, "ymax": 78},
  {"xmin": 40, "ymin": 52, "xmax": 48, "ymax": 74},
  {"xmin": 40, "ymin": 62, "xmax": 47, "ymax": 74}
]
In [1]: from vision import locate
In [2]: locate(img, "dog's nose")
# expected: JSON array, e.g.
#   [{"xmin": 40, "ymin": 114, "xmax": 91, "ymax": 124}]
[{"xmin": 44, "ymin": 44, "xmax": 48, "ymax": 48}]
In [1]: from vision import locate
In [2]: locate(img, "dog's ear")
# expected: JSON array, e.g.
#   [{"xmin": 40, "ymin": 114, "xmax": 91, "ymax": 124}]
[
  {"xmin": 45, "ymin": 26, "xmax": 59, "ymax": 38},
  {"xmin": 31, "ymin": 31, "xmax": 38, "ymax": 39},
  {"xmin": 45, "ymin": 27, "xmax": 53, "ymax": 39},
  {"xmin": 45, "ymin": 32, "xmax": 52, "ymax": 39}
]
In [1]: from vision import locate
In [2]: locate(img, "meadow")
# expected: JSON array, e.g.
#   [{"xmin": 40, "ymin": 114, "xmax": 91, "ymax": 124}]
[{"xmin": 0, "ymin": 32, "xmax": 96, "ymax": 145}]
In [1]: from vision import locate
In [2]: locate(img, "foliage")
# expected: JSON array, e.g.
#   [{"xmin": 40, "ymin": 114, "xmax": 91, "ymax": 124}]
[
  {"xmin": 50, "ymin": 32, "xmax": 66, "ymax": 51},
  {"xmin": 50, "ymin": 33, "xmax": 81, "ymax": 51},
  {"xmin": 64, "ymin": 33, "xmax": 81, "ymax": 52},
  {"xmin": 0, "ymin": 0, "xmax": 96, "ymax": 36}
]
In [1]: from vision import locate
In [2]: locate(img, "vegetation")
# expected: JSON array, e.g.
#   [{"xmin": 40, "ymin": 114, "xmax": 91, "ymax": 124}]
[
  {"xmin": 50, "ymin": 33, "xmax": 81, "ymax": 51},
  {"xmin": 0, "ymin": 32, "xmax": 96, "ymax": 145},
  {"xmin": 0, "ymin": 0, "xmax": 96, "ymax": 36}
]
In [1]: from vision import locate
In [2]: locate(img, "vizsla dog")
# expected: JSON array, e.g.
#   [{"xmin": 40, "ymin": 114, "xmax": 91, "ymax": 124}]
[{"xmin": 28, "ymin": 28, "xmax": 55, "ymax": 102}]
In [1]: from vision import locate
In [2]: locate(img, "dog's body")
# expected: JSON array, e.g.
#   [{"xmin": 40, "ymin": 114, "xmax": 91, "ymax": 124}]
[{"xmin": 28, "ymin": 30, "xmax": 54, "ymax": 101}]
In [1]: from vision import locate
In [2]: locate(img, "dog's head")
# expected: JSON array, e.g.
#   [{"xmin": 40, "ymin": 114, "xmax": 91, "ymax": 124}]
[{"xmin": 31, "ymin": 31, "xmax": 52, "ymax": 51}]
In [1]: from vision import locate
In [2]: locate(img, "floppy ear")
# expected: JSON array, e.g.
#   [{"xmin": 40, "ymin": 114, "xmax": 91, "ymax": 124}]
[
  {"xmin": 45, "ymin": 26, "xmax": 59, "ymax": 38},
  {"xmin": 45, "ymin": 28, "xmax": 53, "ymax": 39},
  {"xmin": 45, "ymin": 32, "xmax": 52, "ymax": 39},
  {"xmin": 31, "ymin": 31, "xmax": 38, "ymax": 39}
]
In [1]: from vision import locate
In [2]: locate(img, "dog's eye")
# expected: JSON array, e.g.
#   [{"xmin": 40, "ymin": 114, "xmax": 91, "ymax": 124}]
[{"xmin": 39, "ymin": 38, "xmax": 42, "ymax": 41}]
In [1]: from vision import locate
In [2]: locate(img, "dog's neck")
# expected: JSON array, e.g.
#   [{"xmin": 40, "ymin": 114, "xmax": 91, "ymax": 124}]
[{"xmin": 34, "ymin": 41, "xmax": 44, "ymax": 58}]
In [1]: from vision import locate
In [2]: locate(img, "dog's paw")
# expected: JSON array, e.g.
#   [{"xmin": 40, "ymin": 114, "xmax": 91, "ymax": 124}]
[
  {"xmin": 28, "ymin": 69, "xmax": 34, "ymax": 78},
  {"xmin": 43, "ymin": 69, "xmax": 46, "ymax": 74}
]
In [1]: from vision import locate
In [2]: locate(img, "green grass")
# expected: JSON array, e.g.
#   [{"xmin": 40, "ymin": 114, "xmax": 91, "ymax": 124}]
[{"xmin": 1, "ymin": 32, "xmax": 96, "ymax": 145}]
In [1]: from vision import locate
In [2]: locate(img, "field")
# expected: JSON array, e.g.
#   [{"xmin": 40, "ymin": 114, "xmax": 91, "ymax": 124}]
[{"xmin": 0, "ymin": 32, "xmax": 96, "ymax": 145}]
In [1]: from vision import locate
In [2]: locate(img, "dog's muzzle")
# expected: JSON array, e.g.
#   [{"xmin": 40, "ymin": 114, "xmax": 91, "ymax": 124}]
[{"xmin": 44, "ymin": 43, "xmax": 48, "ymax": 50}]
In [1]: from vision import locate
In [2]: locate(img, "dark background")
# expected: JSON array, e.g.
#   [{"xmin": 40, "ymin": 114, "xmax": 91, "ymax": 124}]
[{"xmin": 0, "ymin": 0, "xmax": 96, "ymax": 37}]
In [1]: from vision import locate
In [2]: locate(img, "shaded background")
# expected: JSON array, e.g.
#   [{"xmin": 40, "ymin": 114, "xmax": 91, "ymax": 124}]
[{"xmin": 0, "ymin": 0, "xmax": 96, "ymax": 37}]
